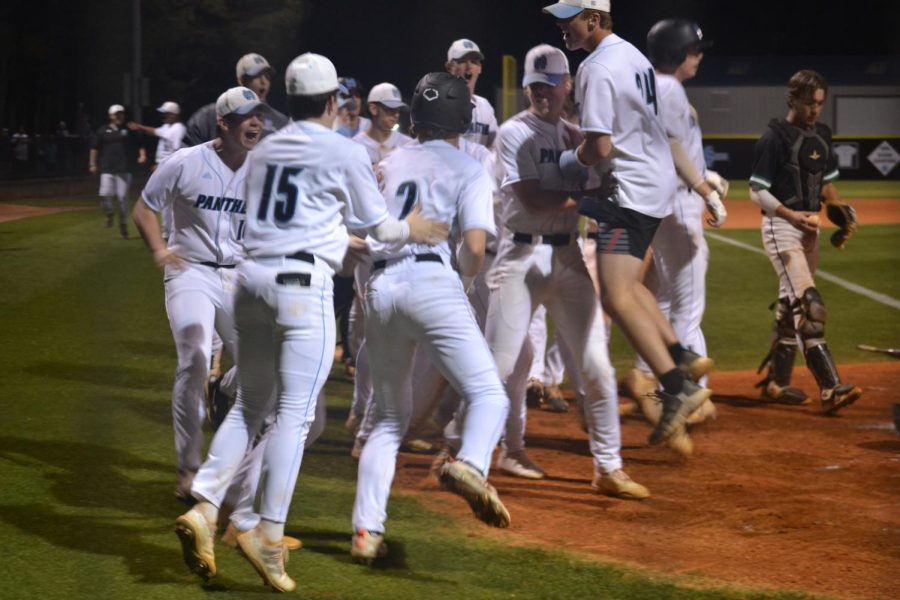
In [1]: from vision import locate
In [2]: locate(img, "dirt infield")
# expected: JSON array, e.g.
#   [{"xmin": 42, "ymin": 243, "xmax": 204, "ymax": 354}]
[
  {"xmin": 0, "ymin": 203, "xmax": 92, "ymax": 223},
  {"xmin": 397, "ymin": 362, "xmax": 899, "ymax": 600},
  {"xmin": 719, "ymin": 198, "xmax": 900, "ymax": 228}
]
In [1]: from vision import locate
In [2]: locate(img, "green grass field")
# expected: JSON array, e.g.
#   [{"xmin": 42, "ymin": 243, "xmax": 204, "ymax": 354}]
[
  {"xmin": 724, "ymin": 179, "xmax": 900, "ymax": 200},
  {"xmin": 2, "ymin": 195, "xmax": 897, "ymax": 599}
]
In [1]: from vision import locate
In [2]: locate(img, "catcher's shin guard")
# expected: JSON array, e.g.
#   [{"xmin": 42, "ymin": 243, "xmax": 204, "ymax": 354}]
[
  {"xmin": 755, "ymin": 298, "xmax": 808, "ymax": 403},
  {"xmin": 805, "ymin": 342, "xmax": 861, "ymax": 414},
  {"xmin": 805, "ymin": 342, "xmax": 841, "ymax": 391}
]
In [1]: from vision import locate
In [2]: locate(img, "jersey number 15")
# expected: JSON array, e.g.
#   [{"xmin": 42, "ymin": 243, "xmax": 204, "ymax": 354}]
[{"xmin": 258, "ymin": 164, "xmax": 305, "ymax": 223}]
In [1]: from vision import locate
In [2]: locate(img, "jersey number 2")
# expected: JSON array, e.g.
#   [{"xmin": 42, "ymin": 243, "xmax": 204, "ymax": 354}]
[
  {"xmin": 635, "ymin": 68, "xmax": 658, "ymax": 115},
  {"xmin": 258, "ymin": 164, "xmax": 304, "ymax": 223}
]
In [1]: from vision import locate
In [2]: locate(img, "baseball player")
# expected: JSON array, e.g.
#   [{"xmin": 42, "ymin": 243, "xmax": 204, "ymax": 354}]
[
  {"xmin": 543, "ymin": 0, "xmax": 713, "ymax": 446},
  {"xmin": 90, "ymin": 104, "xmax": 146, "ymax": 239},
  {"xmin": 446, "ymin": 39, "xmax": 498, "ymax": 147},
  {"xmin": 749, "ymin": 69, "xmax": 861, "ymax": 413},
  {"xmin": 174, "ymin": 54, "xmax": 447, "ymax": 592},
  {"xmin": 127, "ymin": 101, "xmax": 187, "ymax": 168},
  {"xmin": 353, "ymin": 83, "xmax": 412, "ymax": 163},
  {"xmin": 351, "ymin": 72, "xmax": 511, "ymax": 564},
  {"xmin": 183, "ymin": 53, "xmax": 288, "ymax": 146},
  {"xmin": 132, "ymin": 87, "xmax": 267, "ymax": 503},
  {"xmin": 626, "ymin": 19, "xmax": 727, "ymax": 434},
  {"xmin": 346, "ymin": 83, "xmax": 411, "ymax": 446},
  {"xmin": 334, "ymin": 77, "xmax": 372, "ymax": 138},
  {"xmin": 482, "ymin": 44, "xmax": 647, "ymax": 497}
]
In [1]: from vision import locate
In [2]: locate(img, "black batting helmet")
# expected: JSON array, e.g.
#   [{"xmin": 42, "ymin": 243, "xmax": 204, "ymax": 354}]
[
  {"xmin": 410, "ymin": 72, "xmax": 472, "ymax": 135},
  {"xmin": 646, "ymin": 19, "xmax": 712, "ymax": 69}
]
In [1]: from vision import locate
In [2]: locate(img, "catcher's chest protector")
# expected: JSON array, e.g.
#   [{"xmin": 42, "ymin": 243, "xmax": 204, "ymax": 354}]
[{"xmin": 769, "ymin": 119, "xmax": 831, "ymax": 212}]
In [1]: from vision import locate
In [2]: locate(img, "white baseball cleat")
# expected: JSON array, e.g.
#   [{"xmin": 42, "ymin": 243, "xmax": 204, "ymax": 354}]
[
  {"xmin": 496, "ymin": 449, "xmax": 546, "ymax": 480},
  {"xmin": 351, "ymin": 528, "xmax": 388, "ymax": 564},
  {"xmin": 174, "ymin": 509, "xmax": 217, "ymax": 581},
  {"xmin": 236, "ymin": 528, "xmax": 296, "ymax": 593},
  {"xmin": 439, "ymin": 459, "xmax": 510, "ymax": 528}
]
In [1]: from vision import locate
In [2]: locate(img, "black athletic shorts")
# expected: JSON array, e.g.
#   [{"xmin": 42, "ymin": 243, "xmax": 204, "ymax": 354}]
[{"xmin": 579, "ymin": 195, "xmax": 661, "ymax": 260}]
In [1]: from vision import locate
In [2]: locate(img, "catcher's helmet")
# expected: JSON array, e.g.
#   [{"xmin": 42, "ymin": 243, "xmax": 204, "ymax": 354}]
[
  {"xmin": 646, "ymin": 19, "xmax": 712, "ymax": 69},
  {"xmin": 410, "ymin": 72, "xmax": 472, "ymax": 135}
]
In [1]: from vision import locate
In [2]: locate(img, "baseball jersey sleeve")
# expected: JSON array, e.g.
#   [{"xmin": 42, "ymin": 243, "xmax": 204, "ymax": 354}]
[
  {"xmin": 659, "ymin": 81, "xmax": 689, "ymax": 141},
  {"xmin": 749, "ymin": 131, "xmax": 781, "ymax": 191},
  {"xmin": 141, "ymin": 153, "xmax": 182, "ymax": 212},
  {"xmin": 577, "ymin": 63, "xmax": 615, "ymax": 135},
  {"xmin": 342, "ymin": 144, "xmax": 389, "ymax": 230},
  {"xmin": 457, "ymin": 164, "xmax": 496, "ymax": 236},
  {"xmin": 497, "ymin": 121, "xmax": 537, "ymax": 188}
]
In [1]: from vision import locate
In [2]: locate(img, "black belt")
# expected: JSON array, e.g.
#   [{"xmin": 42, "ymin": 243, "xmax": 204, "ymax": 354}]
[
  {"xmin": 200, "ymin": 261, "xmax": 236, "ymax": 269},
  {"xmin": 512, "ymin": 232, "xmax": 571, "ymax": 246},
  {"xmin": 372, "ymin": 253, "xmax": 442, "ymax": 271},
  {"xmin": 287, "ymin": 251, "xmax": 315, "ymax": 264}
]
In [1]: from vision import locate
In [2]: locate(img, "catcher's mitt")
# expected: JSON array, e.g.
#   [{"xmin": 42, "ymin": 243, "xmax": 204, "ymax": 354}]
[{"xmin": 825, "ymin": 202, "xmax": 858, "ymax": 250}]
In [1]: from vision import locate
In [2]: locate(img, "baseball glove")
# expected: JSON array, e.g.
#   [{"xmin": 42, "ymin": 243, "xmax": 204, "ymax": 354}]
[{"xmin": 825, "ymin": 201, "xmax": 858, "ymax": 250}]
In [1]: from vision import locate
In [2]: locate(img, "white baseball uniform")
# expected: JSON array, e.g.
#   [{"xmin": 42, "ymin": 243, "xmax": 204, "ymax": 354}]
[
  {"xmin": 191, "ymin": 120, "xmax": 390, "ymax": 524},
  {"xmin": 154, "ymin": 121, "xmax": 187, "ymax": 164},
  {"xmin": 140, "ymin": 141, "xmax": 247, "ymax": 495},
  {"xmin": 636, "ymin": 74, "xmax": 709, "ymax": 378},
  {"xmin": 575, "ymin": 34, "xmax": 676, "ymax": 218},
  {"xmin": 352, "ymin": 136, "xmax": 500, "ymax": 445},
  {"xmin": 352, "ymin": 130, "xmax": 412, "ymax": 164},
  {"xmin": 485, "ymin": 109, "xmax": 622, "ymax": 472},
  {"xmin": 352, "ymin": 139, "xmax": 508, "ymax": 535},
  {"xmin": 463, "ymin": 95, "xmax": 498, "ymax": 148}
]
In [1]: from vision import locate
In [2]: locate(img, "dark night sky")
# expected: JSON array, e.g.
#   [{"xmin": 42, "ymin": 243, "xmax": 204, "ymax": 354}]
[{"xmin": 1, "ymin": 0, "xmax": 898, "ymax": 131}]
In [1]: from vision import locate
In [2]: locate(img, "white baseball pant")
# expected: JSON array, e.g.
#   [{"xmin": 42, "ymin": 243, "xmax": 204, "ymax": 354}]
[
  {"xmin": 352, "ymin": 257, "xmax": 509, "ymax": 534},
  {"xmin": 637, "ymin": 188, "xmax": 709, "ymax": 385},
  {"xmin": 191, "ymin": 256, "xmax": 334, "ymax": 523},
  {"xmin": 485, "ymin": 235, "xmax": 622, "ymax": 472},
  {"xmin": 164, "ymin": 263, "xmax": 237, "ymax": 495}
]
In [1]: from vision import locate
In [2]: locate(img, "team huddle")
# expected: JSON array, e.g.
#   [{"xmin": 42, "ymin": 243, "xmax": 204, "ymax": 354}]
[{"xmin": 121, "ymin": 0, "xmax": 861, "ymax": 593}]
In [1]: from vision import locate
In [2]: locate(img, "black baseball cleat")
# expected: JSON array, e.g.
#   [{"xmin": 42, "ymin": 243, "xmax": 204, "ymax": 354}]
[
  {"xmin": 649, "ymin": 380, "xmax": 711, "ymax": 445},
  {"xmin": 820, "ymin": 384, "xmax": 861, "ymax": 415}
]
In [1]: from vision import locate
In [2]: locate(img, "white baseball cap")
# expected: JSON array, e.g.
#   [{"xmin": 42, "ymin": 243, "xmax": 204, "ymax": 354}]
[
  {"xmin": 447, "ymin": 39, "xmax": 484, "ymax": 62},
  {"xmin": 156, "ymin": 101, "xmax": 180, "ymax": 114},
  {"xmin": 236, "ymin": 53, "xmax": 274, "ymax": 80},
  {"xmin": 367, "ymin": 83, "xmax": 408, "ymax": 109},
  {"xmin": 542, "ymin": 0, "xmax": 611, "ymax": 19},
  {"xmin": 108, "ymin": 104, "xmax": 125, "ymax": 115},
  {"xmin": 523, "ymin": 45, "xmax": 569, "ymax": 87},
  {"xmin": 285, "ymin": 53, "xmax": 339, "ymax": 96},
  {"xmin": 215, "ymin": 86, "xmax": 266, "ymax": 118}
]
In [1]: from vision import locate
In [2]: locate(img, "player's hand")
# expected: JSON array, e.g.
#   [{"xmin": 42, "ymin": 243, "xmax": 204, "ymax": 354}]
[
  {"xmin": 405, "ymin": 204, "xmax": 450, "ymax": 245},
  {"xmin": 786, "ymin": 210, "xmax": 819, "ymax": 235},
  {"xmin": 705, "ymin": 170, "xmax": 729, "ymax": 199},
  {"xmin": 126, "ymin": 121, "xmax": 140, "ymax": 131},
  {"xmin": 704, "ymin": 190, "xmax": 727, "ymax": 228},
  {"xmin": 89, "ymin": 165, "xmax": 98, "ymax": 175},
  {"xmin": 152, "ymin": 247, "xmax": 185, "ymax": 270}
]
